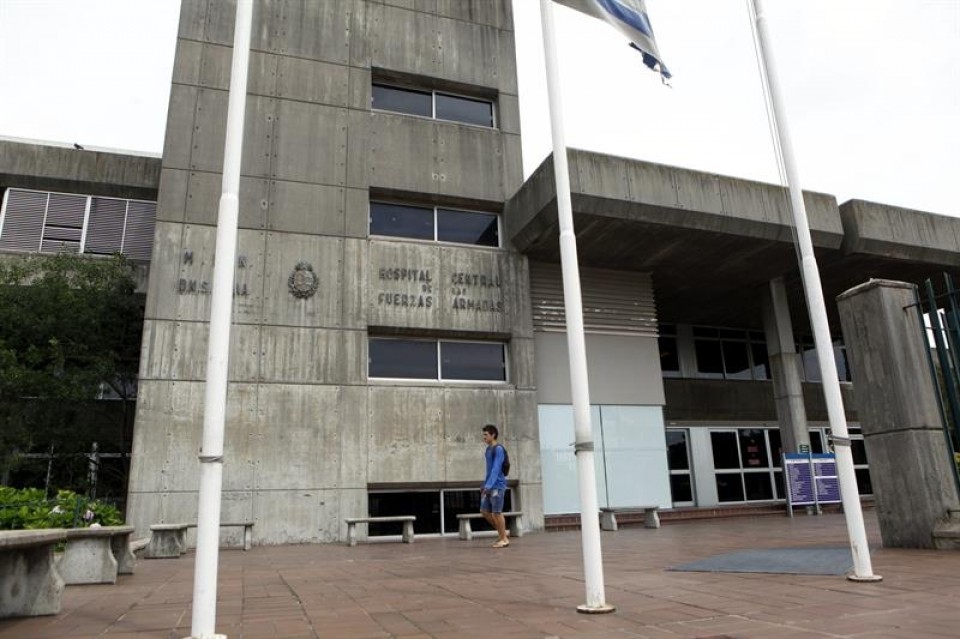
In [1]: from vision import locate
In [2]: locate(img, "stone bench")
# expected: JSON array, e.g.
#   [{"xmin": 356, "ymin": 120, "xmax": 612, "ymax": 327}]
[
  {"xmin": 146, "ymin": 521, "xmax": 255, "ymax": 558},
  {"xmin": 457, "ymin": 511, "xmax": 525, "ymax": 541},
  {"xmin": 58, "ymin": 525, "xmax": 136, "ymax": 585},
  {"xmin": 0, "ymin": 529, "xmax": 67, "ymax": 618},
  {"xmin": 345, "ymin": 516, "xmax": 415, "ymax": 547},
  {"xmin": 600, "ymin": 506, "xmax": 660, "ymax": 531},
  {"xmin": 146, "ymin": 523, "xmax": 189, "ymax": 558}
]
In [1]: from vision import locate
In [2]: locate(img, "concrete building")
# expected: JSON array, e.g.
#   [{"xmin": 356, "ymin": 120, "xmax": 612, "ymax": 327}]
[{"xmin": 2, "ymin": 0, "xmax": 959, "ymax": 546}]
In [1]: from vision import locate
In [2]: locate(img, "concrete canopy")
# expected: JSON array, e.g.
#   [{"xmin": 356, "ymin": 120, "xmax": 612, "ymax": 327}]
[{"xmin": 505, "ymin": 150, "xmax": 960, "ymax": 331}]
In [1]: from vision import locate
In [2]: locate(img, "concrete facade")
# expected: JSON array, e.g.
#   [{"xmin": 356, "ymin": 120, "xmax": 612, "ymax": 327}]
[
  {"xmin": 6, "ymin": 2, "xmax": 960, "ymax": 538},
  {"xmin": 127, "ymin": 0, "xmax": 534, "ymax": 544},
  {"xmin": 837, "ymin": 280, "xmax": 960, "ymax": 548}
]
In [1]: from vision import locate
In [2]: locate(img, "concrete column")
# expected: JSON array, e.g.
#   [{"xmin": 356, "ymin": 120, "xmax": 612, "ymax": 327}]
[
  {"xmin": 837, "ymin": 279, "xmax": 960, "ymax": 548},
  {"xmin": 762, "ymin": 277, "xmax": 810, "ymax": 453}
]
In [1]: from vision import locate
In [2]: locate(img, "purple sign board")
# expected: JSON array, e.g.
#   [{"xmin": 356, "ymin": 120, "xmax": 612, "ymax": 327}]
[{"xmin": 784, "ymin": 453, "xmax": 841, "ymax": 508}]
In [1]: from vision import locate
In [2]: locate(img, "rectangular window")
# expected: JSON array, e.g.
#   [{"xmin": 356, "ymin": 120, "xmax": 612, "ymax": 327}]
[
  {"xmin": 796, "ymin": 336, "xmax": 851, "ymax": 383},
  {"xmin": 368, "ymin": 488, "xmax": 512, "ymax": 537},
  {"xmin": 368, "ymin": 337, "xmax": 507, "ymax": 382},
  {"xmin": 371, "ymin": 84, "xmax": 432, "ymax": 117},
  {"xmin": 691, "ymin": 326, "xmax": 770, "ymax": 381},
  {"xmin": 440, "ymin": 341, "xmax": 506, "ymax": 381},
  {"xmin": 370, "ymin": 201, "xmax": 500, "ymax": 247},
  {"xmin": 665, "ymin": 428, "xmax": 694, "ymax": 505},
  {"xmin": 435, "ymin": 93, "xmax": 494, "ymax": 127},
  {"xmin": 0, "ymin": 188, "xmax": 155, "ymax": 261},
  {"xmin": 369, "ymin": 202, "xmax": 434, "ymax": 240},
  {"xmin": 658, "ymin": 325, "xmax": 680, "ymax": 377},
  {"xmin": 372, "ymin": 82, "xmax": 495, "ymax": 128},
  {"xmin": 368, "ymin": 339, "xmax": 438, "ymax": 380},
  {"xmin": 436, "ymin": 208, "xmax": 499, "ymax": 246}
]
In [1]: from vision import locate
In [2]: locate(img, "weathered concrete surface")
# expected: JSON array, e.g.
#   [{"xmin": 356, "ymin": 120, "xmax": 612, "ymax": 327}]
[
  {"xmin": 838, "ymin": 279, "xmax": 960, "ymax": 548},
  {"xmin": 129, "ymin": 0, "xmax": 535, "ymax": 545},
  {"xmin": 841, "ymin": 199, "xmax": 960, "ymax": 266},
  {"xmin": 0, "ymin": 140, "xmax": 159, "ymax": 200},
  {"xmin": 0, "ymin": 529, "xmax": 66, "ymax": 618},
  {"xmin": 763, "ymin": 277, "xmax": 810, "ymax": 453},
  {"xmin": 57, "ymin": 527, "xmax": 132, "ymax": 585}
]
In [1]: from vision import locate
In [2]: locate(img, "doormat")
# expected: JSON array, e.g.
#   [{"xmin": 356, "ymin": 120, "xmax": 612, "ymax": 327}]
[{"xmin": 669, "ymin": 547, "xmax": 858, "ymax": 575}]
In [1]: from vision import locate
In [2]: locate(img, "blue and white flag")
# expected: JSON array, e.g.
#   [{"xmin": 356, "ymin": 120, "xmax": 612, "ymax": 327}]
[{"xmin": 554, "ymin": 0, "xmax": 671, "ymax": 80}]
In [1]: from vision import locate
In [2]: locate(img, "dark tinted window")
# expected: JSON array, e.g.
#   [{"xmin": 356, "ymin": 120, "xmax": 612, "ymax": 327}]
[
  {"xmin": 751, "ymin": 342, "xmax": 770, "ymax": 380},
  {"xmin": 738, "ymin": 429, "xmax": 769, "ymax": 468},
  {"xmin": 368, "ymin": 339, "xmax": 437, "ymax": 379},
  {"xmin": 659, "ymin": 335, "xmax": 680, "ymax": 377},
  {"xmin": 372, "ymin": 84, "xmax": 432, "ymax": 117},
  {"xmin": 711, "ymin": 432, "xmax": 740, "ymax": 469},
  {"xmin": 715, "ymin": 473, "xmax": 744, "ymax": 502},
  {"xmin": 440, "ymin": 341, "xmax": 505, "ymax": 381},
  {"xmin": 695, "ymin": 340, "xmax": 724, "ymax": 378},
  {"xmin": 669, "ymin": 475, "xmax": 693, "ymax": 503},
  {"xmin": 436, "ymin": 209, "xmax": 499, "ymax": 246},
  {"xmin": 743, "ymin": 473, "xmax": 774, "ymax": 500},
  {"xmin": 435, "ymin": 93, "xmax": 494, "ymax": 127},
  {"xmin": 369, "ymin": 202, "xmax": 434, "ymax": 240},
  {"xmin": 665, "ymin": 431, "xmax": 689, "ymax": 470},
  {"xmin": 722, "ymin": 341, "xmax": 751, "ymax": 380}
]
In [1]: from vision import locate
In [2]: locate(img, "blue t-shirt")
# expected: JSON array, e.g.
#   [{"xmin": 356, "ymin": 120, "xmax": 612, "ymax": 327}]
[{"xmin": 483, "ymin": 444, "xmax": 507, "ymax": 491}]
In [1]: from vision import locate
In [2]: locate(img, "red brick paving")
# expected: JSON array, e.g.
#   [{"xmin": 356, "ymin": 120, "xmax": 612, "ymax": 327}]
[{"xmin": 2, "ymin": 512, "xmax": 959, "ymax": 638}]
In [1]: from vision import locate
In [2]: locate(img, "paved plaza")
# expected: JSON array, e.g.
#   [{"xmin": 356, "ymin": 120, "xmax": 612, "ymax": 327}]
[{"xmin": 2, "ymin": 512, "xmax": 959, "ymax": 638}]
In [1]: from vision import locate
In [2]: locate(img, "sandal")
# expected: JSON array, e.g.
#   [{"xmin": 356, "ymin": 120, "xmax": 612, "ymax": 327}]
[{"xmin": 492, "ymin": 539, "xmax": 510, "ymax": 548}]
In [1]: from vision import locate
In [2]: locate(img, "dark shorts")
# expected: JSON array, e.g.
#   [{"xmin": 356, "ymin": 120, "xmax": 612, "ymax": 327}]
[{"xmin": 480, "ymin": 489, "xmax": 505, "ymax": 514}]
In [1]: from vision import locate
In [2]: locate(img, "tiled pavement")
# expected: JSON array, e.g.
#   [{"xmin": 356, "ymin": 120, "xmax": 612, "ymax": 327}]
[{"xmin": 3, "ymin": 512, "xmax": 959, "ymax": 638}]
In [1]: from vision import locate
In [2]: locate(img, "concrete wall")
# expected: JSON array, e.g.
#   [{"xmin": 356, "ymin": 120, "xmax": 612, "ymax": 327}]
[
  {"xmin": 0, "ymin": 140, "xmax": 160, "ymax": 200},
  {"xmin": 535, "ymin": 332, "xmax": 664, "ymax": 405},
  {"xmin": 128, "ymin": 0, "xmax": 535, "ymax": 544}
]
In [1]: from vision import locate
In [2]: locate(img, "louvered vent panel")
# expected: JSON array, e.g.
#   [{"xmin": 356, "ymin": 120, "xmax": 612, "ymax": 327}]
[
  {"xmin": 85, "ymin": 197, "xmax": 127, "ymax": 255},
  {"xmin": 44, "ymin": 193, "xmax": 86, "ymax": 227},
  {"xmin": 530, "ymin": 262, "xmax": 657, "ymax": 336},
  {"xmin": 122, "ymin": 201, "xmax": 156, "ymax": 261},
  {"xmin": 0, "ymin": 189, "xmax": 46, "ymax": 252},
  {"xmin": 41, "ymin": 239, "xmax": 80, "ymax": 254}
]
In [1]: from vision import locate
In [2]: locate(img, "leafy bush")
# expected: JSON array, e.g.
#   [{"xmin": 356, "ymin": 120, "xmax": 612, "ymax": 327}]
[{"xmin": 0, "ymin": 486, "xmax": 123, "ymax": 530}]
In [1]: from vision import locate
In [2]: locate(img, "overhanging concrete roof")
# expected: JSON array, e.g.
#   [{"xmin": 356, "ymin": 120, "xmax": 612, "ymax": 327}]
[
  {"xmin": 0, "ymin": 139, "xmax": 160, "ymax": 200},
  {"xmin": 505, "ymin": 150, "xmax": 960, "ymax": 331}
]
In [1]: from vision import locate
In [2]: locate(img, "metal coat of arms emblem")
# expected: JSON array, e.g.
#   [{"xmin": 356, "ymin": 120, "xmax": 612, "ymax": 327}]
[{"xmin": 288, "ymin": 262, "xmax": 319, "ymax": 299}]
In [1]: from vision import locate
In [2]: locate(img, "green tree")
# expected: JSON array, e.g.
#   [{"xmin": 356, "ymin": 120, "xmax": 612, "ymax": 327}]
[{"xmin": 0, "ymin": 252, "xmax": 144, "ymax": 499}]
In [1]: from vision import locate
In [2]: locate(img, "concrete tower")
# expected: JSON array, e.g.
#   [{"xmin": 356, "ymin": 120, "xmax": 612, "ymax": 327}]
[{"xmin": 128, "ymin": 0, "xmax": 538, "ymax": 544}]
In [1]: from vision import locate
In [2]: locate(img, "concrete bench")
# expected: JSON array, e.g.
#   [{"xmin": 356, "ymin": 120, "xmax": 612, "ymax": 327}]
[
  {"xmin": 146, "ymin": 523, "xmax": 189, "ymax": 558},
  {"xmin": 457, "ymin": 512, "xmax": 525, "ymax": 541},
  {"xmin": 146, "ymin": 521, "xmax": 255, "ymax": 558},
  {"xmin": 187, "ymin": 522, "xmax": 255, "ymax": 552},
  {"xmin": 600, "ymin": 506, "xmax": 660, "ymax": 531},
  {"xmin": 58, "ymin": 525, "xmax": 136, "ymax": 585},
  {"xmin": 0, "ymin": 529, "xmax": 67, "ymax": 618},
  {"xmin": 345, "ymin": 516, "xmax": 415, "ymax": 547}
]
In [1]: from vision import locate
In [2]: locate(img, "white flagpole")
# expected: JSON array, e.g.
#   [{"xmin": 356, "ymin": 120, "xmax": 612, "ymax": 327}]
[
  {"xmin": 190, "ymin": 1, "xmax": 255, "ymax": 637},
  {"xmin": 539, "ymin": 0, "xmax": 615, "ymax": 613},
  {"xmin": 751, "ymin": 0, "xmax": 880, "ymax": 582}
]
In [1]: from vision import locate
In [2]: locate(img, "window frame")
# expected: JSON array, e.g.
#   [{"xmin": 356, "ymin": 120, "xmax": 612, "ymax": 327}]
[
  {"xmin": 691, "ymin": 326, "xmax": 770, "ymax": 381},
  {"xmin": 371, "ymin": 81, "xmax": 497, "ymax": 129},
  {"xmin": 369, "ymin": 200, "xmax": 501, "ymax": 248},
  {"xmin": 367, "ymin": 337, "xmax": 509, "ymax": 384}
]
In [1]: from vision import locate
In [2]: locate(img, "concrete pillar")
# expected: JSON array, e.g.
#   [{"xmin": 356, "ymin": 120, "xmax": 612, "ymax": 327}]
[
  {"xmin": 837, "ymin": 279, "xmax": 960, "ymax": 548},
  {"xmin": 762, "ymin": 277, "xmax": 810, "ymax": 453}
]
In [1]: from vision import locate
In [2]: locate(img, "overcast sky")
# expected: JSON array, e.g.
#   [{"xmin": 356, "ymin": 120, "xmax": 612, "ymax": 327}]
[{"xmin": 0, "ymin": 0, "xmax": 957, "ymax": 216}]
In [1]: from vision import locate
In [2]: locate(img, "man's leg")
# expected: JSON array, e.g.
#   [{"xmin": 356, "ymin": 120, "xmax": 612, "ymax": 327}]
[{"xmin": 492, "ymin": 513, "xmax": 507, "ymax": 542}]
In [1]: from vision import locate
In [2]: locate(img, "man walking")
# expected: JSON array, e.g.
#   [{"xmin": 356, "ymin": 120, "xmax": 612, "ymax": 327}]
[{"xmin": 480, "ymin": 424, "xmax": 509, "ymax": 548}]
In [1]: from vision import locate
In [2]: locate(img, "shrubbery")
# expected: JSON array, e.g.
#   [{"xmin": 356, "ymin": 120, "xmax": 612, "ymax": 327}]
[{"xmin": 0, "ymin": 486, "xmax": 122, "ymax": 530}]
